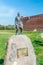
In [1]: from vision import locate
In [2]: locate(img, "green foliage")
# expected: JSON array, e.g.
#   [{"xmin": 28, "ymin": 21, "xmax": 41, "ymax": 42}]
[
  {"xmin": 0, "ymin": 25, "xmax": 14, "ymax": 30},
  {"xmin": 37, "ymin": 55, "xmax": 43, "ymax": 65},
  {"xmin": 0, "ymin": 25, "xmax": 5, "ymax": 30}
]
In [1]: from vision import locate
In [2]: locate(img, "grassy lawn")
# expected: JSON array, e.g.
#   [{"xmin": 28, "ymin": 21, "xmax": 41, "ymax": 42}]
[{"xmin": 0, "ymin": 30, "xmax": 43, "ymax": 65}]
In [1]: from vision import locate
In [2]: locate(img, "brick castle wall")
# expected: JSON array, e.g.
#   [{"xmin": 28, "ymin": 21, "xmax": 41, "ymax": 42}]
[{"xmin": 21, "ymin": 14, "xmax": 43, "ymax": 31}]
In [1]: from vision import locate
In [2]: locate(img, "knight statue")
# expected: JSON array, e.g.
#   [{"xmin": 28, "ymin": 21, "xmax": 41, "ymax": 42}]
[{"xmin": 14, "ymin": 12, "xmax": 23, "ymax": 34}]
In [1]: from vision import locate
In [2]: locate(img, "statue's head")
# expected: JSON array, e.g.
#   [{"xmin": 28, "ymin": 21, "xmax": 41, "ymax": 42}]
[{"xmin": 17, "ymin": 12, "xmax": 20, "ymax": 17}]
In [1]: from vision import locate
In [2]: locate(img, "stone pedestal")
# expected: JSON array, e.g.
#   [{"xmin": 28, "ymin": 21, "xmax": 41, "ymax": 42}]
[{"xmin": 4, "ymin": 35, "xmax": 36, "ymax": 65}]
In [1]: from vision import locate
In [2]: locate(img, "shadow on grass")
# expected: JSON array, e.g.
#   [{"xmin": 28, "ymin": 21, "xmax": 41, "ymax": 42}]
[
  {"xmin": 0, "ymin": 59, "xmax": 4, "ymax": 65},
  {"xmin": 33, "ymin": 40, "xmax": 43, "ymax": 46}
]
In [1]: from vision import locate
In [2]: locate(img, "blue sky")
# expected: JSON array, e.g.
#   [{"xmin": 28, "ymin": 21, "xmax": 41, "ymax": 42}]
[{"xmin": 0, "ymin": 0, "xmax": 43, "ymax": 25}]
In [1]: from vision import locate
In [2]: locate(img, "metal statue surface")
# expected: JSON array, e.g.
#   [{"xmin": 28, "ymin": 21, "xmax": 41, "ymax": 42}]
[{"xmin": 15, "ymin": 12, "xmax": 23, "ymax": 34}]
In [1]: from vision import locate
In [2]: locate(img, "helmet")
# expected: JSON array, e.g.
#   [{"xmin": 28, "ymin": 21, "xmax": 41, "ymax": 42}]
[{"xmin": 17, "ymin": 12, "xmax": 20, "ymax": 16}]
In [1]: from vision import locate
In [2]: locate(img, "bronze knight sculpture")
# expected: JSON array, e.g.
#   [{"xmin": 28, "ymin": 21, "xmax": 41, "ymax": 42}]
[{"xmin": 14, "ymin": 12, "xmax": 23, "ymax": 34}]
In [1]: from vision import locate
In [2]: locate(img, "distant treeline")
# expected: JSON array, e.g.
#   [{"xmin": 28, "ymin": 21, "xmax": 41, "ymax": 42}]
[{"xmin": 0, "ymin": 25, "xmax": 14, "ymax": 30}]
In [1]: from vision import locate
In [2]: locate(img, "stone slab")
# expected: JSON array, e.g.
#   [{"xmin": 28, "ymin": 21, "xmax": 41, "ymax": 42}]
[{"xmin": 4, "ymin": 35, "xmax": 36, "ymax": 65}]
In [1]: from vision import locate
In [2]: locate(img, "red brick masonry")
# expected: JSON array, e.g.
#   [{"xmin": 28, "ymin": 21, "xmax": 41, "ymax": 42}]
[{"xmin": 21, "ymin": 14, "xmax": 43, "ymax": 31}]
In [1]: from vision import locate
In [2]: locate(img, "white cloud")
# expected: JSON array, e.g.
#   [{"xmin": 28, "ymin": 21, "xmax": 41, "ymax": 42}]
[
  {"xmin": 0, "ymin": 5, "xmax": 16, "ymax": 17},
  {"xmin": 0, "ymin": 4, "xmax": 16, "ymax": 25},
  {"xmin": 0, "ymin": 19, "xmax": 13, "ymax": 25}
]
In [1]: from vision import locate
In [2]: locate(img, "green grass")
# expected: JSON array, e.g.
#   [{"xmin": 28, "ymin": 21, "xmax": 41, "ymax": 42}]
[{"xmin": 0, "ymin": 30, "xmax": 43, "ymax": 65}]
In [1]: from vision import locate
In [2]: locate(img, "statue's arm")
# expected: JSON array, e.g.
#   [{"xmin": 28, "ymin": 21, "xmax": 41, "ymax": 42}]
[
  {"xmin": 14, "ymin": 17, "xmax": 16, "ymax": 28},
  {"xmin": 14, "ymin": 17, "xmax": 18, "ymax": 29},
  {"xmin": 20, "ymin": 17, "xmax": 23, "ymax": 25}
]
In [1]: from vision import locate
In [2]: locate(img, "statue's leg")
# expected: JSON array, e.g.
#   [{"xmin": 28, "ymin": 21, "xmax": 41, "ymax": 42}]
[
  {"xmin": 19, "ymin": 27, "xmax": 22, "ymax": 33},
  {"xmin": 16, "ymin": 25, "xmax": 18, "ymax": 34},
  {"xmin": 16, "ymin": 29, "xmax": 18, "ymax": 34}
]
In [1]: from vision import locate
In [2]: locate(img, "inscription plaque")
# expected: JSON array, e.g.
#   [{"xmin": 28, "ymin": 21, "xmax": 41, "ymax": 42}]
[{"xmin": 17, "ymin": 48, "xmax": 28, "ymax": 58}]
